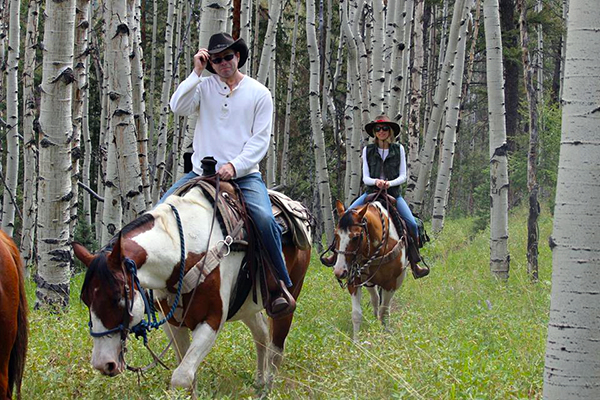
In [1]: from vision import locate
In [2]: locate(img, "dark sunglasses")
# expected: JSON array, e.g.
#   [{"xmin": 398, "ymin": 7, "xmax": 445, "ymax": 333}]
[
  {"xmin": 374, "ymin": 126, "xmax": 390, "ymax": 132},
  {"xmin": 210, "ymin": 53, "xmax": 235, "ymax": 65}
]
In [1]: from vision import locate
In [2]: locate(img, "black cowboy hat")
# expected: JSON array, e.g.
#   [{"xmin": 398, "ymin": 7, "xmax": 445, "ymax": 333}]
[
  {"xmin": 365, "ymin": 115, "xmax": 401, "ymax": 138},
  {"xmin": 205, "ymin": 32, "xmax": 249, "ymax": 74}
]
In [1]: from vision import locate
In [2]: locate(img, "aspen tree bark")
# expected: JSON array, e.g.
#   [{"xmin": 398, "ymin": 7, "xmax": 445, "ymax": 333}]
[
  {"xmin": 370, "ymin": 0, "xmax": 386, "ymax": 115},
  {"xmin": 280, "ymin": 0, "xmax": 301, "ymax": 187},
  {"xmin": 82, "ymin": 86, "xmax": 92, "ymax": 226},
  {"xmin": 21, "ymin": 0, "xmax": 41, "ymax": 267},
  {"xmin": 171, "ymin": 0, "xmax": 183, "ymax": 183},
  {"xmin": 1, "ymin": 0, "xmax": 20, "ymax": 236},
  {"xmin": 256, "ymin": 0, "xmax": 283, "ymax": 85},
  {"xmin": 306, "ymin": 0, "xmax": 335, "ymax": 240},
  {"xmin": 387, "ymin": 0, "xmax": 406, "ymax": 122},
  {"xmin": 383, "ymin": 0, "xmax": 398, "ymax": 116},
  {"xmin": 484, "ymin": 0, "xmax": 510, "ymax": 279},
  {"xmin": 341, "ymin": 0, "xmax": 363, "ymax": 202},
  {"xmin": 239, "ymin": 0, "xmax": 252, "ymax": 75},
  {"xmin": 518, "ymin": 0, "xmax": 540, "ymax": 281},
  {"xmin": 558, "ymin": 0, "xmax": 568, "ymax": 101},
  {"xmin": 71, "ymin": 0, "xmax": 91, "ymax": 241},
  {"xmin": 350, "ymin": 0, "xmax": 370, "ymax": 127},
  {"xmin": 147, "ymin": 0, "xmax": 158, "ymax": 161},
  {"xmin": 266, "ymin": 52, "xmax": 277, "ymax": 188},
  {"xmin": 130, "ymin": 0, "xmax": 151, "ymax": 208},
  {"xmin": 37, "ymin": 0, "xmax": 76, "ymax": 308},
  {"xmin": 431, "ymin": 1, "xmax": 471, "ymax": 234},
  {"xmin": 406, "ymin": 0, "xmax": 424, "ymax": 201},
  {"xmin": 409, "ymin": 0, "xmax": 467, "ymax": 212},
  {"xmin": 535, "ymin": 0, "xmax": 543, "ymax": 104},
  {"xmin": 151, "ymin": 0, "xmax": 176, "ymax": 204},
  {"xmin": 106, "ymin": 0, "xmax": 146, "ymax": 224},
  {"xmin": 398, "ymin": 0, "xmax": 414, "ymax": 121},
  {"xmin": 544, "ymin": 2, "xmax": 600, "ymax": 397},
  {"xmin": 321, "ymin": 0, "xmax": 334, "ymax": 124}
]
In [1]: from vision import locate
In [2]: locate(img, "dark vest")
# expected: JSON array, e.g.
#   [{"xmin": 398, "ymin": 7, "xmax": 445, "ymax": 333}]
[{"xmin": 365, "ymin": 143, "xmax": 402, "ymax": 198}]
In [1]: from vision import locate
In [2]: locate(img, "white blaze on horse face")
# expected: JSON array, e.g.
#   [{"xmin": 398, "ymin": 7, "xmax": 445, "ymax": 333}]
[
  {"xmin": 333, "ymin": 230, "xmax": 353, "ymax": 279},
  {"xmin": 90, "ymin": 311, "xmax": 125, "ymax": 376}
]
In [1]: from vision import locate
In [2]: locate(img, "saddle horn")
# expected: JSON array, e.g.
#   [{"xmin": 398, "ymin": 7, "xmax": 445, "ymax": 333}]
[{"xmin": 201, "ymin": 156, "xmax": 218, "ymax": 176}]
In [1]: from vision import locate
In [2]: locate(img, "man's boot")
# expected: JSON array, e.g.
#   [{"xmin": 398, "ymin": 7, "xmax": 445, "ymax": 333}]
[
  {"xmin": 270, "ymin": 281, "xmax": 296, "ymax": 317},
  {"xmin": 407, "ymin": 234, "xmax": 429, "ymax": 279}
]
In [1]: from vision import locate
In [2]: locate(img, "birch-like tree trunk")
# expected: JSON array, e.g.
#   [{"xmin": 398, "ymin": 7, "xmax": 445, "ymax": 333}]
[
  {"xmin": 518, "ymin": 0, "xmax": 539, "ymax": 281},
  {"xmin": 280, "ymin": 0, "xmax": 301, "ymax": 187},
  {"xmin": 387, "ymin": 0, "xmax": 407, "ymax": 121},
  {"xmin": 1, "ymin": 0, "xmax": 20, "ymax": 236},
  {"xmin": 306, "ymin": 0, "xmax": 334, "ymax": 241},
  {"xmin": 147, "ymin": 0, "xmax": 158, "ymax": 162},
  {"xmin": 151, "ymin": 0, "xmax": 176, "ymax": 204},
  {"xmin": 406, "ymin": 0, "xmax": 424, "ymax": 201},
  {"xmin": 239, "ymin": 0, "xmax": 252, "ymax": 75},
  {"xmin": 408, "ymin": 0, "xmax": 467, "ymax": 211},
  {"xmin": 370, "ymin": 0, "xmax": 386, "ymax": 115},
  {"xmin": 431, "ymin": 2, "xmax": 471, "ymax": 233},
  {"xmin": 71, "ymin": 0, "xmax": 91, "ymax": 240},
  {"xmin": 266, "ymin": 51, "xmax": 277, "ymax": 188},
  {"xmin": 544, "ymin": 2, "xmax": 600, "ymax": 397},
  {"xmin": 36, "ymin": 0, "xmax": 76, "ymax": 308},
  {"xmin": 256, "ymin": 0, "xmax": 283, "ymax": 85},
  {"xmin": 398, "ymin": 0, "xmax": 414, "ymax": 121},
  {"xmin": 130, "ymin": 0, "xmax": 151, "ymax": 208},
  {"xmin": 102, "ymin": 0, "xmax": 145, "ymax": 228},
  {"xmin": 21, "ymin": 0, "xmax": 41, "ymax": 267},
  {"xmin": 484, "ymin": 0, "xmax": 510, "ymax": 279}
]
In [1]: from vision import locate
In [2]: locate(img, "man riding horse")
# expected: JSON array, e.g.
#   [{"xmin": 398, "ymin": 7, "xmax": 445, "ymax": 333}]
[{"xmin": 165, "ymin": 32, "xmax": 293, "ymax": 314}]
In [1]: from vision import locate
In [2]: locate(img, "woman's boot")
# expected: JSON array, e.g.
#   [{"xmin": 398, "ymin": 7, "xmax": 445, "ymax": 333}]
[{"xmin": 407, "ymin": 234, "xmax": 429, "ymax": 279}]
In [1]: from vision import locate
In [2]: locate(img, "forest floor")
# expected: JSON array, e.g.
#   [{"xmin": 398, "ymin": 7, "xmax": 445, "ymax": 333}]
[{"xmin": 22, "ymin": 204, "xmax": 553, "ymax": 399}]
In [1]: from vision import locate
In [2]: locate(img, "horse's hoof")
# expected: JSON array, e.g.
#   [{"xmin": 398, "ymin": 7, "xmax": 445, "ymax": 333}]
[{"xmin": 171, "ymin": 367, "xmax": 195, "ymax": 389}]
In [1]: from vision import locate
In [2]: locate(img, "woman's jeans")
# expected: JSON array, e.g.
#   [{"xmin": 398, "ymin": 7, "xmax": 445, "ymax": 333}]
[
  {"xmin": 349, "ymin": 192, "xmax": 419, "ymax": 238},
  {"xmin": 158, "ymin": 171, "xmax": 292, "ymax": 287}
]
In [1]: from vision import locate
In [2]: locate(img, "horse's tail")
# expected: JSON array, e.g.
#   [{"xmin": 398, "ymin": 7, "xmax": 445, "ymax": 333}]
[{"xmin": 2, "ymin": 232, "xmax": 28, "ymax": 399}]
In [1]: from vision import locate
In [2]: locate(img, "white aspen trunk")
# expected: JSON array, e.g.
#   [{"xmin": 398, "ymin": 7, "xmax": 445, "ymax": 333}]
[
  {"xmin": 151, "ymin": 0, "xmax": 176, "ymax": 204},
  {"xmin": 175, "ymin": 1, "xmax": 192, "ymax": 179},
  {"xmin": 82, "ymin": 85, "xmax": 92, "ymax": 226},
  {"xmin": 280, "ymin": 0, "xmax": 301, "ymax": 187},
  {"xmin": 1, "ymin": 0, "xmax": 20, "ymax": 236},
  {"xmin": 266, "ymin": 51, "xmax": 277, "ymax": 188},
  {"xmin": 321, "ymin": 0, "xmax": 333, "ymax": 123},
  {"xmin": 130, "ymin": 0, "xmax": 151, "ymax": 208},
  {"xmin": 558, "ymin": 0, "xmax": 568, "ymax": 101},
  {"xmin": 431, "ymin": 2, "xmax": 470, "ymax": 233},
  {"xmin": 71, "ymin": 0, "xmax": 91, "ymax": 240},
  {"xmin": 355, "ymin": 0, "xmax": 371, "ymax": 126},
  {"xmin": 200, "ymin": 0, "xmax": 229, "ymax": 53},
  {"xmin": 518, "ymin": 0, "xmax": 540, "ymax": 281},
  {"xmin": 544, "ymin": 2, "xmax": 600, "ymax": 397},
  {"xmin": 37, "ymin": 0, "xmax": 76, "ymax": 308},
  {"xmin": 306, "ymin": 0, "xmax": 335, "ymax": 241},
  {"xmin": 239, "ymin": 0, "xmax": 252, "ymax": 75},
  {"xmin": 341, "ymin": 0, "xmax": 363, "ymax": 202},
  {"xmin": 256, "ymin": 0, "xmax": 283, "ymax": 85},
  {"xmin": 484, "ymin": 0, "xmax": 510, "ymax": 279},
  {"xmin": 344, "ymin": 79, "xmax": 353, "ymax": 202},
  {"xmin": 171, "ymin": 0, "xmax": 183, "ymax": 183},
  {"xmin": 21, "ymin": 0, "xmax": 42, "ymax": 267},
  {"xmin": 104, "ymin": 0, "xmax": 145, "ymax": 224},
  {"xmin": 406, "ymin": 0, "xmax": 424, "ymax": 204},
  {"xmin": 383, "ymin": 0, "xmax": 398, "ymax": 115},
  {"xmin": 147, "ymin": 0, "xmax": 158, "ymax": 163},
  {"xmin": 387, "ymin": 0, "xmax": 406, "ymax": 122},
  {"xmin": 408, "ymin": 0, "xmax": 467, "ymax": 211},
  {"xmin": 251, "ymin": 0, "xmax": 260, "ymax": 76},
  {"xmin": 535, "ymin": 0, "xmax": 543, "ymax": 105},
  {"xmin": 370, "ymin": 0, "xmax": 386, "ymax": 115},
  {"xmin": 398, "ymin": 0, "xmax": 414, "ymax": 121}
]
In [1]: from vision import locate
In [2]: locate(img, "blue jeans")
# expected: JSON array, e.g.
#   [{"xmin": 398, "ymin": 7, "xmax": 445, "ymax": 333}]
[
  {"xmin": 158, "ymin": 172, "xmax": 292, "ymax": 287},
  {"xmin": 349, "ymin": 192, "xmax": 419, "ymax": 238}
]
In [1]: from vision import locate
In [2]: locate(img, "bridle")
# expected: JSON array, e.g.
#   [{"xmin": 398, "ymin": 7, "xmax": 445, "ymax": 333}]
[{"xmin": 87, "ymin": 204, "xmax": 187, "ymax": 346}]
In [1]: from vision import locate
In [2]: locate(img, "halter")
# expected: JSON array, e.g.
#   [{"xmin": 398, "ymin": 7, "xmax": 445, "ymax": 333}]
[{"xmin": 88, "ymin": 204, "xmax": 187, "ymax": 345}]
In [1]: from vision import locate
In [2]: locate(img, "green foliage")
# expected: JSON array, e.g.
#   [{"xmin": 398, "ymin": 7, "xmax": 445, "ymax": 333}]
[
  {"xmin": 510, "ymin": 99, "xmax": 562, "ymax": 207},
  {"xmin": 22, "ymin": 207, "xmax": 551, "ymax": 398}
]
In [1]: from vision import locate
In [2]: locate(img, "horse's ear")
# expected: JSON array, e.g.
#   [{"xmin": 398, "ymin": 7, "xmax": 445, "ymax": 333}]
[
  {"xmin": 107, "ymin": 236, "xmax": 122, "ymax": 267},
  {"xmin": 357, "ymin": 204, "xmax": 369, "ymax": 220},
  {"xmin": 72, "ymin": 242, "xmax": 95, "ymax": 267},
  {"xmin": 335, "ymin": 200, "xmax": 345, "ymax": 217}
]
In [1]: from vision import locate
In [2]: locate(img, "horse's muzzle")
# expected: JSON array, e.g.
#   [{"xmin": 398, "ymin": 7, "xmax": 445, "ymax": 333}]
[{"xmin": 95, "ymin": 359, "xmax": 125, "ymax": 377}]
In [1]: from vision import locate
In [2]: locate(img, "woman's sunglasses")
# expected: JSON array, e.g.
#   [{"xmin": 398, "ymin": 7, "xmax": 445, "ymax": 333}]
[
  {"xmin": 210, "ymin": 54, "xmax": 235, "ymax": 65},
  {"xmin": 374, "ymin": 126, "xmax": 390, "ymax": 132}
]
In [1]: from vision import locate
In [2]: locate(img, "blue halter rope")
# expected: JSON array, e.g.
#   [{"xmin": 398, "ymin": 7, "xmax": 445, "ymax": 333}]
[{"xmin": 89, "ymin": 204, "xmax": 187, "ymax": 345}]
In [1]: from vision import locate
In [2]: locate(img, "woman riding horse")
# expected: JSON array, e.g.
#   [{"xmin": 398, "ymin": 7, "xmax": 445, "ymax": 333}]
[{"xmin": 323, "ymin": 115, "xmax": 428, "ymax": 279}]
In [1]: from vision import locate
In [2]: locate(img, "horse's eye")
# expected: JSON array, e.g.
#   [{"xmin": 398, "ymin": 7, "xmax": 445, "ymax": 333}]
[{"xmin": 350, "ymin": 236, "xmax": 359, "ymax": 242}]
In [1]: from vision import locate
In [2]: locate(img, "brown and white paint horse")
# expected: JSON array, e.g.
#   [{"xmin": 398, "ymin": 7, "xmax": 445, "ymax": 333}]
[
  {"xmin": 0, "ymin": 230, "xmax": 28, "ymax": 400},
  {"xmin": 331, "ymin": 200, "xmax": 407, "ymax": 340},
  {"xmin": 72, "ymin": 186, "xmax": 311, "ymax": 390}
]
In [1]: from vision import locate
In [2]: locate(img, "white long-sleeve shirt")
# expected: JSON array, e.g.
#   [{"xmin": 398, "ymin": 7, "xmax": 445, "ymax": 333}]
[
  {"xmin": 361, "ymin": 145, "xmax": 407, "ymax": 187},
  {"xmin": 169, "ymin": 72, "xmax": 273, "ymax": 178}
]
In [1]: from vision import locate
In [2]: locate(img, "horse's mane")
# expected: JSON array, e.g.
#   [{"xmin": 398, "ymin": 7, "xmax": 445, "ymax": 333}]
[{"xmin": 339, "ymin": 210, "xmax": 358, "ymax": 231}]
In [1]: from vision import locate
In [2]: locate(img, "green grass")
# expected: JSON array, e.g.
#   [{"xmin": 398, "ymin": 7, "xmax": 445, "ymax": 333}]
[{"xmin": 22, "ymin": 206, "xmax": 552, "ymax": 399}]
